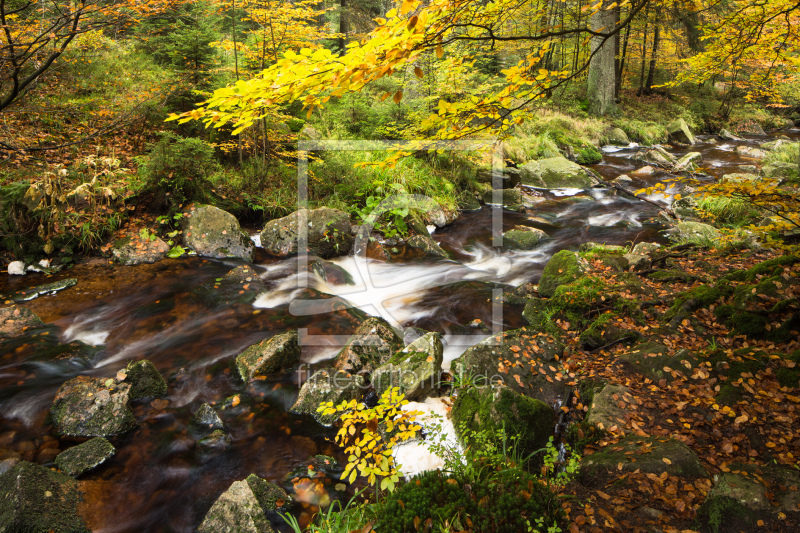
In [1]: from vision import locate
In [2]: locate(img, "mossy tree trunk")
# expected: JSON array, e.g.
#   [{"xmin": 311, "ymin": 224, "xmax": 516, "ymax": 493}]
[{"xmin": 587, "ymin": 0, "xmax": 618, "ymax": 115}]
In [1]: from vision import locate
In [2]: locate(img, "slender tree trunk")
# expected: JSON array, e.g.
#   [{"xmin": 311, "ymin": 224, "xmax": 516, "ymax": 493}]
[
  {"xmin": 587, "ymin": 0, "xmax": 618, "ymax": 115},
  {"xmin": 616, "ymin": 19, "xmax": 631, "ymax": 99},
  {"xmin": 637, "ymin": 18, "xmax": 649, "ymax": 96},
  {"xmin": 338, "ymin": 0, "xmax": 348, "ymax": 55},
  {"xmin": 644, "ymin": 17, "xmax": 660, "ymax": 94},
  {"xmin": 232, "ymin": 0, "xmax": 239, "ymax": 80}
]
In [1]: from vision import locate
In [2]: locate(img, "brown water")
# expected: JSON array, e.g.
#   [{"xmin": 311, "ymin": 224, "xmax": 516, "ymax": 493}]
[{"xmin": 0, "ymin": 129, "xmax": 795, "ymax": 532}]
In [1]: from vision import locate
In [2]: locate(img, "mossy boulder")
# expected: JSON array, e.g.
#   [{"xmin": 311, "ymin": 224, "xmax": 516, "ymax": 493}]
[
  {"xmin": 502, "ymin": 226, "xmax": 549, "ymax": 250},
  {"xmin": 334, "ymin": 316, "xmax": 404, "ymax": 375},
  {"xmin": 519, "ymin": 157, "xmax": 594, "ymax": 188},
  {"xmin": 633, "ymin": 146, "xmax": 677, "ymax": 168},
  {"xmin": 244, "ymin": 474, "xmax": 293, "ymax": 519},
  {"xmin": 50, "ymin": 375, "xmax": 136, "ymax": 438},
  {"xmin": 697, "ymin": 469, "xmax": 777, "ymax": 533},
  {"xmin": 450, "ymin": 328, "xmax": 566, "ymax": 405},
  {"xmin": 197, "ymin": 478, "xmax": 276, "ymax": 533},
  {"xmin": 606, "ymin": 127, "xmax": 630, "ymax": 145},
  {"xmin": 181, "ymin": 204, "xmax": 255, "ymax": 261},
  {"xmin": 260, "ymin": 207, "xmax": 353, "ymax": 259},
  {"xmin": 475, "ymin": 167, "xmax": 521, "ymax": 189},
  {"xmin": 372, "ymin": 332, "xmax": 443, "ymax": 400},
  {"xmin": 236, "ymin": 330, "xmax": 300, "ymax": 382},
  {"xmin": 190, "ymin": 403, "xmax": 226, "ymax": 437},
  {"xmin": 123, "ymin": 359, "xmax": 167, "ymax": 401},
  {"xmin": 667, "ymin": 221, "xmax": 721, "ymax": 244},
  {"xmin": 405, "ymin": 234, "xmax": 449, "ymax": 259},
  {"xmin": 673, "ymin": 152, "xmax": 702, "ymax": 172},
  {"xmin": 618, "ymin": 341, "xmax": 698, "ymax": 382},
  {"xmin": 666, "ymin": 118, "xmax": 696, "ymax": 145},
  {"xmin": 290, "ymin": 369, "xmax": 365, "ymax": 425},
  {"xmin": 584, "ymin": 383, "xmax": 637, "ymax": 434},
  {"xmin": 0, "ymin": 461, "xmax": 90, "ymax": 532},
  {"xmin": 735, "ymin": 146, "xmax": 766, "ymax": 159},
  {"xmin": 111, "ymin": 233, "xmax": 170, "ymax": 265},
  {"xmin": 481, "ymin": 188, "xmax": 524, "ymax": 210},
  {"xmin": 761, "ymin": 162, "xmax": 799, "ymax": 181},
  {"xmin": 581, "ymin": 435, "xmax": 708, "ymax": 484},
  {"xmin": 579, "ymin": 313, "xmax": 642, "ymax": 351},
  {"xmin": 197, "ymin": 265, "xmax": 267, "ymax": 306},
  {"xmin": 537, "ymin": 250, "xmax": 586, "ymax": 298},
  {"xmin": 0, "ymin": 305, "xmax": 44, "ymax": 338},
  {"xmin": 721, "ymin": 172, "xmax": 758, "ymax": 184},
  {"xmin": 451, "ymin": 385, "xmax": 553, "ymax": 462},
  {"xmin": 55, "ymin": 437, "xmax": 115, "ymax": 478}
]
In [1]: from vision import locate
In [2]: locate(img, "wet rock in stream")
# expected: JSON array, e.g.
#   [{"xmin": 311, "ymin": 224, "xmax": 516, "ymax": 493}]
[
  {"xmin": 290, "ymin": 369, "xmax": 365, "ymax": 425},
  {"xmin": 197, "ymin": 477, "xmax": 276, "ymax": 533},
  {"xmin": 190, "ymin": 403, "xmax": 226, "ymax": 436},
  {"xmin": 55, "ymin": 437, "xmax": 115, "ymax": 477},
  {"xmin": 333, "ymin": 316, "xmax": 404, "ymax": 375},
  {"xmin": 50, "ymin": 375, "xmax": 136, "ymax": 438},
  {"xmin": 260, "ymin": 207, "xmax": 353, "ymax": 259},
  {"xmin": 111, "ymin": 233, "xmax": 170, "ymax": 265},
  {"xmin": 0, "ymin": 305, "xmax": 44, "ymax": 337},
  {"xmin": 2, "ymin": 278, "xmax": 78, "ymax": 303},
  {"xmin": 372, "ymin": 332, "xmax": 444, "ymax": 400},
  {"xmin": 197, "ymin": 264, "xmax": 267, "ymax": 306},
  {"xmin": 123, "ymin": 359, "xmax": 168, "ymax": 400},
  {"xmin": 519, "ymin": 156, "xmax": 596, "ymax": 188},
  {"xmin": 0, "ymin": 460, "xmax": 90, "ymax": 532},
  {"xmin": 181, "ymin": 203, "xmax": 255, "ymax": 261},
  {"xmin": 235, "ymin": 330, "xmax": 300, "ymax": 382}
]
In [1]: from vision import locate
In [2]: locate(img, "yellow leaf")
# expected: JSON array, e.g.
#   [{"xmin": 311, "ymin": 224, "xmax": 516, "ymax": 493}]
[
  {"xmin": 436, "ymin": 45, "xmax": 444, "ymax": 59},
  {"xmin": 400, "ymin": 0, "xmax": 414, "ymax": 15},
  {"xmin": 393, "ymin": 90, "xmax": 403, "ymax": 104},
  {"xmin": 414, "ymin": 66, "xmax": 423, "ymax": 79}
]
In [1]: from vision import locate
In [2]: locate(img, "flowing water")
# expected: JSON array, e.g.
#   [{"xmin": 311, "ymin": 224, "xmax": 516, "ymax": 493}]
[{"xmin": 0, "ymin": 130, "xmax": 795, "ymax": 532}]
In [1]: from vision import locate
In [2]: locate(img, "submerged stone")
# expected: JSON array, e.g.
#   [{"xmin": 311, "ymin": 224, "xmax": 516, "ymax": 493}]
[
  {"xmin": 198, "ymin": 265, "xmax": 267, "ymax": 306},
  {"xmin": 0, "ymin": 460, "xmax": 90, "ymax": 532},
  {"xmin": 236, "ymin": 330, "xmax": 300, "ymax": 382},
  {"xmin": 0, "ymin": 305, "xmax": 44, "ymax": 338},
  {"xmin": 50, "ymin": 375, "xmax": 136, "ymax": 438},
  {"xmin": 181, "ymin": 203, "xmax": 255, "ymax": 261},
  {"xmin": 3, "ymin": 278, "xmax": 77, "ymax": 303},
  {"xmin": 55, "ymin": 437, "xmax": 115, "ymax": 477},
  {"xmin": 124, "ymin": 359, "xmax": 167, "ymax": 401},
  {"xmin": 190, "ymin": 403, "xmax": 225, "ymax": 437}
]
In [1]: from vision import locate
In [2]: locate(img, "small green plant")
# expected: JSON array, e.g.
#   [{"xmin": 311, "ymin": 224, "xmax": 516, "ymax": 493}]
[
  {"xmin": 351, "ymin": 189, "xmax": 410, "ymax": 239},
  {"xmin": 318, "ymin": 387, "xmax": 422, "ymax": 492},
  {"xmin": 280, "ymin": 487, "xmax": 376, "ymax": 533}
]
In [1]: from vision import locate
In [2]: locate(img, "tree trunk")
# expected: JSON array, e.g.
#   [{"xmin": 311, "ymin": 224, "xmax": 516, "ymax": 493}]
[
  {"xmin": 616, "ymin": 20, "xmax": 632, "ymax": 99},
  {"xmin": 338, "ymin": 0, "xmax": 348, "ymax": 55},
  {"xmin": 637, "ymin": 20, "xmax": 649, "ymax": 96},
  {"xmin": 644, "ymin": 18, "xmax": 660, "ymax": 94},
  {"xmin": 587, "ymin": 0, "xmax": 618, "ymax": 115}
]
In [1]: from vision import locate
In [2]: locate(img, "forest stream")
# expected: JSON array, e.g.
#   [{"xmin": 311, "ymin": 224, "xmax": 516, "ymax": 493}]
[{"xmin": 1, "ymin": 129, "xmax": 797, "ymax": 532}]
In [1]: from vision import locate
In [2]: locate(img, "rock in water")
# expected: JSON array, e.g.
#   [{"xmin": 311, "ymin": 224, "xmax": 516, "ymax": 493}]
[
  {"xmin": 190, "ymin": 403, "xmax": 225, "ymax": 437},
  {"xmin": 334, "ymin": 316, "xmax": 404, "ymax": 374},
  {"xmin": 55, "ymin": 437, "xmax": 115, "ymax": 477},
  {"xmin": 0, "ymin": 461, "xmax": 90, "ymax": 532},
  {"xmin": 372, "ymin": 332, "xmax": 444, "ymax": 400},
  {"xmin": 123, "ymin": 359, "xmax": 167, "ymax": 400},
  {"xmin": 502, "ymin": 226, "xmax": 549, "ymax": 250},
  {"xmin": 666, "ymin": 118, "xmax": 696, "ymax": 145},
  {"xmin": 197, "ymin": 479, "xmax": 275, "ymax": 533},
  {"xmin": 0, "ymin": 306, "xmax": 44, "ymax": 338},
  {"xmin": 112, "ymin": 234, "xmax": 170, "ymax": 265},
  {"xmin": 236, "ymin": 330, "xmax": 300, "ymax": 382},
  {"xmin": 290, "ymin": 369, "xmax": 365, "ymax": 425},
  {"xmin": 50, "ymin": 376, "xmax": 136, "ymax": 438},
  {"xmin": 7, "ymin": 261, "xmax": 25, "ymax": 276},
  {"xmin": 181, "ymin": 204, "xmax": 254, "ymax": 261},
  {"xmin": 259, "ymin": 208, "xmax": 353, "ymax": 259},
  {"xmin": 519, "ymin": 157, "xmax": 594, "ymax": 188}
]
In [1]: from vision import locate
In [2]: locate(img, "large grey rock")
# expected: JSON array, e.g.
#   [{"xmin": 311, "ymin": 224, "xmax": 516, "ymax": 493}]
[
  {"xmin": 181, "ymin": 204, "xmax": 254, "ymax": 261},
  {"xmin": 290, "ymin": 369, "xmax": 365, "ymax": 425},
  {"xmin": 236, "ymin": 330, "xmax": 300, "ymax": 382},
  {"xmin": 667, "ymin": 118, "xmax": 695, "ymax": 145},
  {"xmin": 502, "ymin": 226, "xmax": 549, "ymax": 250},
  {"xmin": 0, "ymin": 306, "xmax": 44, "ymax": 338},
  {"xmin": 762, "ymin": 162, "xmax": 799, "ymax": 180},
  {"xmin": 673, "ymin": 152, "xmax": 701, "ymax": 172},
  {"xmin": 633, "ymin": 146, "xmax": 677, "ymax": 168},
  {"xmin": 50, "ymin": 375, "xmax": 136, "ymax": 438},
  {"xmin": 605, "ymin": 127, "xmax": 630, "ymax": 145},
  {"xmin": 334, "ymin": 316, "xmax": 404, "ymax": 375},
  {"xmin": 450, "ymin": 327, "xmax": 566, "ymax": 405},
  {"xmin": 0, "ymin": 461, "xmax": 90, "ymax": 532},
  {"xmin": 582, "ymin": 435, "xmax": 708, "ymax": 482},
  {"xmin": 55, "ymin": 437, "xmax": 115, "ymax": 477},
  {"xmin": 197, "ymin": 479, "xmax": 275, "ymax": 533},
  {"xmin": 623, "ymin": 242, "xmax": 661, "ymax": 270},
  {"xmin": 721, "ymin": 173, "xmax": 758, "ymax": 184},
  {"xmin": 123, "ymin": 359, "xmax": 167, "ymax": 401},
  {"xmin": 537, "ymin": 250, "xmax": 586, "ymax": 298},
  {"xmin": 519, "ymin": 157, "xmax": 594, "ymax": 188},
  {"xmin": 372, "ymin": 332, "xmax": 443, "ymax": 400},
  {"xmin": 718, "ymin": 129, "xmax": 742, "ymax": 141},
  {"xmin": 735, "ymin": 145, "xmax": 767, "ymax": 159},
  {"xmin": 475, "ymin": 167, "xmax": 521, "ymax": 189},
  {"xmin": 481, "ymin": 188, "xmax": 524, "ymax": 210},
  {"xmin": 260, "ymin": 208, "xmax": 353, "ymax": 259},
  {"xmin": 585, "ymin": 384, "xmax": 637, "ymax": 434},
  {"xmin": 759, "ymin": 139, "xmax": 793, "ymax": 152},
  {"xmin": 405, "ymin": 234, "xmax": 449, "ymax": 259},
  {"xmin": 112, "ymin": 234, "xmax": 170, "ymax": 265},
  {"xmin": 668, "ymin": 221, "xmax": 721, "ymax": 244},
  {"xmin": 451, "ymin": 385, "xmax": 553, "ymax": 461}
]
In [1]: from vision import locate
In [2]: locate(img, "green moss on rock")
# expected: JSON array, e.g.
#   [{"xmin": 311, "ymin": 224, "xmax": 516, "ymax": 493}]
[
  {"xmin": 334, "ymin": 316, "xmax": 403, "ymax": 375},
  {"xmin": 538, "ymin": 250, "xmax": 585, "ymax": 298},
  {"xmin": 236, "ymin": 330, "xmax": 300, "ymax": 382},
  {"xmin": 50, "ymin": 375, "xmax": 136, "ymax": 438},
  {"xmin": 55, "ymin": 437, "xmax": 115, "ymax": 477},
  {"xmin": 124, "ymin": 359, "xmax": 167, "ymax": 400}
]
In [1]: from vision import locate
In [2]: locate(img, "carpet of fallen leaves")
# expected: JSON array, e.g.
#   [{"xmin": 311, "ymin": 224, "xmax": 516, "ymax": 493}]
[{"xmin": 552, "ymin": 247, "xmax": 800, "ymax": 533}]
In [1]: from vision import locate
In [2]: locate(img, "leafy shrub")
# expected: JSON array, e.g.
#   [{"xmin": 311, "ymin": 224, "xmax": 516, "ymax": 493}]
[
  {"xmin": 136, "ymin": 132, "xmax": 219, "ymax": 209},
  {"xmin": 378, "ymin": 468, "xmax": 563, "ymax": 532}
]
